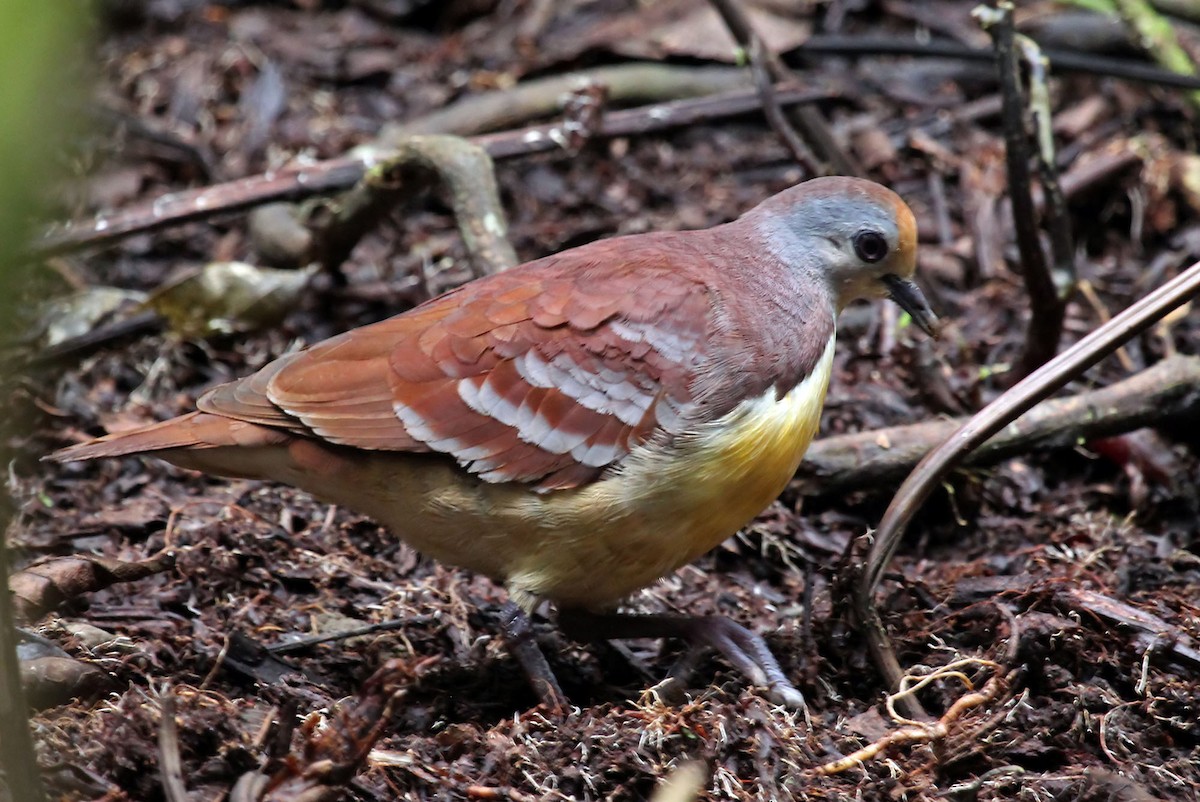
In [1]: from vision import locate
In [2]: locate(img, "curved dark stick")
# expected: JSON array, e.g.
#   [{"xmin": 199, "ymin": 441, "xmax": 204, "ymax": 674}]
[
  {"xmin": 796, "ymin": 35, "xmax": 1200, "ymax": 92},
  {"xmin": 854, "ymin": 258, "xmax": 1200, "ymax": 717}
]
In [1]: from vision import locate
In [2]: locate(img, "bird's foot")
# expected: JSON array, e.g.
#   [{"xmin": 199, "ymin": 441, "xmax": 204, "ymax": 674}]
[
  {"xmin": 498, "ymin": 601, "xmax": 568, "ymax": 711},
  {"xmin": 557, "ymin": 609, "xmax": 805, "ymax": 709}
]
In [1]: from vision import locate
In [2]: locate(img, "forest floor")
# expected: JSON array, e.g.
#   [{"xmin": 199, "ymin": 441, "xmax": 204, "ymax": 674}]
[{"xmin": 9, "ymin": 1, "xmax": 1200, "ymax": 800}]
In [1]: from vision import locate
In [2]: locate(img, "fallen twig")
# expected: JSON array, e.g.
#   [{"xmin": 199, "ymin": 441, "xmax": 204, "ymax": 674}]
[
  {"xmin": 1057, "ymin": 587, "xmax": 1200, "ymax": 671},
  {"xmin": 269, "ymin": 618, "xmax": 415, "ymax": 655},
  {"xmin": 1057, "ymin": 145, "xmax": 1144, "ymax": 202},
  {"xmin": 158, "ymin": 690, "xmax": 189, "ymax": 802},
  {"xmin": 797, "ymin": 34, "xmax": 1200, "ymax": 91},
  {"xmin": 794, "ymin": 353, "xmax": 1200, "ymax": 496},
  {"xmin": 707, "ymin": 0, "xmax": 818, "ymax": 172},
  {"xmin": 379, "ymin": 62, "xmax": 750, "ymax": 142},
  {"xmin": 33, "ymin": 82, "xmax": 834, "ymax": 259},
  {"xmin": 708, "ymin": 0, "xmax": 857, "ymax": 175},
  {"xmin": 19, "ymin": 309, "xmax": 163, "ymax": 367}
]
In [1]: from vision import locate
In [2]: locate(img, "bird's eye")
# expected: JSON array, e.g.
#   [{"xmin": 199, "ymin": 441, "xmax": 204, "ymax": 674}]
[{"xmin": 852, "ymin": 230, "xmax": 889, "ymax": 263}]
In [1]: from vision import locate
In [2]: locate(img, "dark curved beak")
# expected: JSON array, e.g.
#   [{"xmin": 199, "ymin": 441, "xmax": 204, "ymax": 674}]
[{"xmin": 881, "ymin": 274, "xmax": 939, "ymax": 338}]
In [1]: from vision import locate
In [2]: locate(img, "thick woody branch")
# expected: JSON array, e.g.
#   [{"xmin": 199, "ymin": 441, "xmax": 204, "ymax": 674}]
[
  {"xmin": 253, "ymin": 136, "xmax": 517, "ymax": 278},
  {"xmin": 379, "ymin": 63, "xmax": 750, "ymax": 142},
  {"xmin": 795, "ymin": 354, "xmax": 1200, "ymax": 496}
]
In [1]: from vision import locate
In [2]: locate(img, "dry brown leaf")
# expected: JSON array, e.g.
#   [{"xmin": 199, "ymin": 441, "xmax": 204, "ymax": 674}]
[
  {"xmin": 20, "ymin": 655, "xmax": 110, "ymax": 709},
  {"xmin": 10, "ymin": 552, "xmax": 176, "ymax": 623},
  {"xmin": 580, "ymin": 0, "xmax": 809, "ymax": 62}
]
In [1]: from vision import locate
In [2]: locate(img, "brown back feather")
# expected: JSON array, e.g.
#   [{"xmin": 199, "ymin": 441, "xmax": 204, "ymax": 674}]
[{"xmin": 50, "ymin": 218, "xmax": 837, "ymax": 490}]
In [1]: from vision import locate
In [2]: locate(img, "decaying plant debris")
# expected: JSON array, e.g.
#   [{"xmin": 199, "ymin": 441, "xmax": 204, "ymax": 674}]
[{"xmin": 5, "ymin": 1, "xmax": 1200, "ymax": 800}]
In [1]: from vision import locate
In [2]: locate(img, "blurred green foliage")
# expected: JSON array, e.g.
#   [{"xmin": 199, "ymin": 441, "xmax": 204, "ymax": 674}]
[
  {"xmin": 0, "ymin": 2, "xmax": 86, "ymax": 288},
  {"xmin": 0, "ymin": 3, "xmax": 87, "ymax": 800}
]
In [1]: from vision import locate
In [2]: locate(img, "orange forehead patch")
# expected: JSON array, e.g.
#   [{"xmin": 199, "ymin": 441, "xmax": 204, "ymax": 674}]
[{"xmin": 892, "ymin": 194, "xmax": 918, "ymax": 264}]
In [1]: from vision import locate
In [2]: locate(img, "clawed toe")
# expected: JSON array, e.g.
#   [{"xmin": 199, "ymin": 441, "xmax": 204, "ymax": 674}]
[
  {"xmin": 498, "ymin": 601, "xmax": 568, "ymax": 710},
  {"xmin": 766, "ymin": 680, "xmax": 807, "ymax": 709},
  {"xmin": 557, "ymin": 608, "xmax": 807, "ymax": 710}
]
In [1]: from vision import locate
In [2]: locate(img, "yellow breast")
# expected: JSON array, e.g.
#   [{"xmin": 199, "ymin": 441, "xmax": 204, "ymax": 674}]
[{"xmin": 504, "ymin": 333, "xmax": 838, "ymax": 606}]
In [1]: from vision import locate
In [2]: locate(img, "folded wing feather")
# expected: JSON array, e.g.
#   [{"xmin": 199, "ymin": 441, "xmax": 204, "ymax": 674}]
[{"xmin": 52, "ymin": 240, "xmax": 721, "ymax": 491}]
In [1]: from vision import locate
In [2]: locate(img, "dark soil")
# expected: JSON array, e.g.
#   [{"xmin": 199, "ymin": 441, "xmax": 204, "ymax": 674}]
[{"xmin": 8, "ymin": 1, "xmax": 1200, "ymax": 800}]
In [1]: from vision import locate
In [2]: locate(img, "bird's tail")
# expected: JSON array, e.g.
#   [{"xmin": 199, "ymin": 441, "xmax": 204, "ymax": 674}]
[{"xmin": 46, "ymin": 411, "xmax": 288, "ymax": 463}]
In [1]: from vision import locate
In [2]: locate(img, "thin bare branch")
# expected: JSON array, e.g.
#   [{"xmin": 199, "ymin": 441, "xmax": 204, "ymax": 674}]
[
  {"xmin": 707, "ymin": 0, "xmax": 858, "ymax": 175},
  {"xmin": 980, "ymin": 2, "xmax": 1069, "ymax": 380},
  {"xmin": 1016, "ymin": 34, "xmax": 1077, "ymax": 299},
  {"xmin": 32, "ymin": 83, "xmax": 834, "ymax": 259},
  {"xmin": 797, "ymin": 34, "xmax": 1200, "ymax": 91},
  {"xmin": 157, "ymin": 691, "xmax": 189, "ymax": 802}
]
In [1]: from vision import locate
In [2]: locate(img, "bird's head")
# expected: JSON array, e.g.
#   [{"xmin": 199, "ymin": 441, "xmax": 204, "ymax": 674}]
[{"xmin": 751, "ymin": 176, "xmax": 938, "ymax": 337}]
